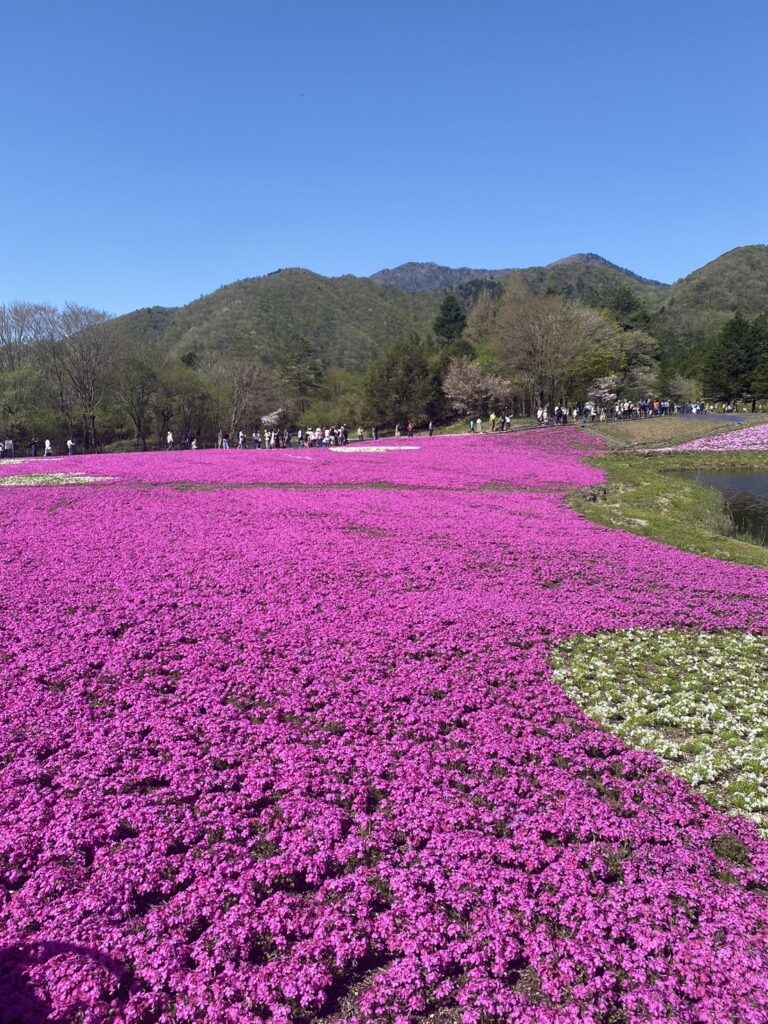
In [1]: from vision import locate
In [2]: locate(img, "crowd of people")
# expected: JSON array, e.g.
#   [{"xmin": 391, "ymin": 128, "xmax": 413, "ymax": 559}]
[
  {"xmin": 2, "ymin": 400, "xmax": 755, "ymax": 459},
  {"xmin": 210, "ymin": 424, "xmax": 386, "ymax": 450},
  {"xmin": 1, "ymin": 436, "xmax": 77, "ymax": 458}
]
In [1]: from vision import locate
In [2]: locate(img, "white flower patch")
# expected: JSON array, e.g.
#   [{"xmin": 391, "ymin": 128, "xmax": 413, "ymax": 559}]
[
  {"xmin": 0, "ymin": 473, "xmax": 113, "ymax": 486},
  {"xmin": 329, "ymin": 445, "xmax": 421, "ymax": 453},
  {"xmin": 553, "ymin": 629, "xmax": 768, "ymax": 834}
]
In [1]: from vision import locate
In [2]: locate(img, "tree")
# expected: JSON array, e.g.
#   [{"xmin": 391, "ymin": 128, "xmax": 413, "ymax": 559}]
[
  {"xmin": 699, "ymin": 314, "xmax": 758, "ymax": 402},
  {"xmin": 119, "ymin": 354, "xmax": 159, "ymax": 449},
  {"xmin": 464, "ymin": 289, "xmax": 497, "ymax": 352},
  {"xmin": 276, "ymin": 335, "xmax": 325, "ymax": 416},
  {"xmin": 432, "ymin": 294, "xmax": 467, "ymax": 348},
  {"xmin": 442, "ymin": 359, "xmax": 492, "ymax": 415},
  {"xmin": 442, "ymin": 358, "xmax": 515, "ymax": 417},
  {"xmin": 0, "ymin": 302, "xmax": 55, "ymax": 373},
  {"xmin": 493, "ymin": 293, "xmax": 620, "ymax": 409},
  {"xmin": 206, "ymin": 355, "xmax": 281, "ymax": 435},
  {"xmin": 58, "ymin": 304, "xmax": 113, "ymax": 449},
  {"xmin": 364, "ymin": 342, "xmax": 442, "ymax": 426}
]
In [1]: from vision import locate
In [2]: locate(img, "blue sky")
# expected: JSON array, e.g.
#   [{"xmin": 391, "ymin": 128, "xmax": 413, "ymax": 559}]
[{"xmin": 2, "ymin": 0, "xmax": 767, "ymax": 313}]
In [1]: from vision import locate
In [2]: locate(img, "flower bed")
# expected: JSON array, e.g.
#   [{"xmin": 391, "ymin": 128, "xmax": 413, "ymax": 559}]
[
  {"xmin": 1, "ymin": 430, "xmax": 768, "ymax": 1023},
  {"xmin": 553, "ymin": 630, "xmax": 768, "ymax": 833},
  {"xmin": 672, "ymin": 422, "xmax": 768, "ymax": 452}
]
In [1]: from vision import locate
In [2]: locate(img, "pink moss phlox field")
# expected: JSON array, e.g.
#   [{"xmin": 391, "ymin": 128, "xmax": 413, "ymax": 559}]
[
  {"xmin": 1, "ymin": 430, "xmax": 768, "ymax": 1023},
  {"xmin": 0, "ymin": 430, "xmax": 604, "ymax": 492},
  {"xmin": 671, "ymin": 422, "xmax": 768, "ymax": 452}
]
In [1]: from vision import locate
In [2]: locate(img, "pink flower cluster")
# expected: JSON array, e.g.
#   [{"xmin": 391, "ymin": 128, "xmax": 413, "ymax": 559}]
[
  {"xmin": 672, "ymin": 422, "xmax": 768, "ymax": 452},
  {"xmin": 1, "ymin": 431, "xmax": 768, "ymax": 1023}
]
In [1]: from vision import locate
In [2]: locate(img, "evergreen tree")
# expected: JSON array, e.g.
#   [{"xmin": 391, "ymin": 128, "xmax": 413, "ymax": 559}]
[
  {"xmin": 700, "ymin": 314, "xmax": 755, "ymax": 401},
  {"xmin": 364, "ymin": 342, "xmax": 442, "ymax": 426},
  {"xmin": 750, "ymin": 315, "xmax": 768, "ymax": 400},
  {"xmin": 432, "ymin": 294, "xmax": 467, "ymax": 348}
]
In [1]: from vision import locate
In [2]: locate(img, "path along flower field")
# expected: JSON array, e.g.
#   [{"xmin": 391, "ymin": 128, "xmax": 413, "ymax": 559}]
[{"xmin": 1, "ymin": 431, "xmax": 768, "ymax": 1024}]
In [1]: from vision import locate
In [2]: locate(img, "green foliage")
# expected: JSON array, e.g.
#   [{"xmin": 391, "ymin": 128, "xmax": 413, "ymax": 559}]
[
  {"xmin": 275, "ymin": 334, "xmax": 325, "ymax": 416},
  {"xmin": 432, "ymin": 293, "xmax": 467, "ymax": 347},
  {"xmin": 363, "ymin": 341, "xmax": 443, "ymax": 427},
  {"xmin": 117, "ymin": 270, "xmax": 441, "ymax": 375},
  {"xmin": 593, "ymin": 282, "xmax": 652, "ymax": 332},
  {"xmin": 699, "ymin": 313, "xmax": 768, "ymax": 401},
  {"xmin": 303, "ymin": 370, "xmax": 364, "ymax": 427},
  {"xmin": 655, "ymin": 245, "xmax": 768, "ymax": 373}
]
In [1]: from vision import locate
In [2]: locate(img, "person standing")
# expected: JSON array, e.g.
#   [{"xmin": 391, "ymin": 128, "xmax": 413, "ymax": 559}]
[
  {"xmin": 66, "ymin": 438, "xmax": 75, "ymax": 455},
  {"xmin": 428, "ymin": 421, "xmax": 433, "ymax": 437},
  {"xmin": 221, "ymin": 432, "xmax": 230, "ymax": 449},
  {"xmin": 166, "ymin": 430, "xmax": 174, "ymax": 450},
  {"xmin": 43, "ymin": 438, "xmax": 52, "ymax": 457}
]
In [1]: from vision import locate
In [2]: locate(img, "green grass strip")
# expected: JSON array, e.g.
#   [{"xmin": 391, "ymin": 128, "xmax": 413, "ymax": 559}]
[{"xmin": 571, "ymin": 450, "xmax": 768, "ymax": 569}]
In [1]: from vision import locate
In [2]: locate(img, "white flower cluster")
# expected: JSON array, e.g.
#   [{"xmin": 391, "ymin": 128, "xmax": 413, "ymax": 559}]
[
  {"xmin": 0, "ymin": 473, "xmax": 112, "ymax": 486},
  {"xmin": 553, "ymin": 629, "xmax": 768, "ymax": 833}
]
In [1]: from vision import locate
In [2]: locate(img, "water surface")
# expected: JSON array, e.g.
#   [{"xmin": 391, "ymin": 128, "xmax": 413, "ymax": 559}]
[{"xmin": 679, "ymin": 470, "xmax": 768, "ymax": 543}]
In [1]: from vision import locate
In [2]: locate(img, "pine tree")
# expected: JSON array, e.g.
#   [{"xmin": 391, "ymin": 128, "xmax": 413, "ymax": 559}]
[
  {"xmin": 700, "ymin": 314, "xmax": 753, "ymax": 401},
  {"xmin": 364, "ymin": 342, "xmax": 442, "ymax": 426},
  {"xmin": 432, "ymin": 294, "xmax": 467, "ymax": 348}
]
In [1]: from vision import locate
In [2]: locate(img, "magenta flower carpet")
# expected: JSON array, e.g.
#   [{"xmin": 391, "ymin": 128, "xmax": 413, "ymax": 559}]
[
  {"xmin": 672, "ymin": 422, "xmax": 768, "ymax": 452},
  {"xmin": 1, "ymin": 432, "xmax": 767, "ymax": 1024}
]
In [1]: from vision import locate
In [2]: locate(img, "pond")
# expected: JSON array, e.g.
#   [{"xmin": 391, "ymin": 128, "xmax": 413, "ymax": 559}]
[{"xmin": 679, "ymin": 470, "xmax": 768, "ymax": 543}]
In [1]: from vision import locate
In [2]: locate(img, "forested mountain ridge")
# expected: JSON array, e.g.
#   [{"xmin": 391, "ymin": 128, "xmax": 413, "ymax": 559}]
[
  {"xmin": 117, "ymin": 269, "xmax": 441, "ymax": 373},
  {"xmin": 367, "ymin": 254, "xmax": 668, "ymax": 296},
  {"xmin": 369, "ymin": 262, "xmax": 516, "ymax": 292},
  {"xmin": 3, "ymin": 245, "xmax": 767, "ymax": 449},
  {"xmin": 653, "ymin": 245, "xmax": 768, "ymax": 370},
  {"xmin": 108, "ymin": 246, "xmax": 768, "ymax": 379}
]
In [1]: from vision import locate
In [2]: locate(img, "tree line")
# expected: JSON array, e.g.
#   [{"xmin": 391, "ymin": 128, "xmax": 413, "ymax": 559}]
[{"xmin": 3, "ymin": 277, "xmax": 748, "ymax": 453}]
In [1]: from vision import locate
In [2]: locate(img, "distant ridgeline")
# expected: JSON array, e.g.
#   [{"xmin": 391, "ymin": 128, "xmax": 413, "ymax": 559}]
[
  {"xmin": 114, "ymin": 246, "xmax": 768, "ymax": 379},
  {"xmin": 2, "ymin": 245, "xmax": 768, "ymax": 449}
]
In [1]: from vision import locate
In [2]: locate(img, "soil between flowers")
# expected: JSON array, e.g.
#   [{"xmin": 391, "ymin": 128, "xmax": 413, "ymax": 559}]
[{"xmin": 1, "ymin": 430, "xmax": 768, "ymax": 1024}]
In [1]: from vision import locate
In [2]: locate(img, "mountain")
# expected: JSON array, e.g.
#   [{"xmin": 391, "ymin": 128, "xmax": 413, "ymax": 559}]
[
  {"xmin": 118, "ymin": 270, "xmax": 441, "ymax": 373},
  {"xmin": 369, "ymin": 255, "xmax": 671, "ymax": 310},
  {"xmin": 512, "ymin": 254, "xmax": 669, "ymax": 309},
  {"xmin": 369, "ymin": 262, "xmax": 515, "ymax": 292},
  {"xmin": 113, "ymin": 248, "xmax": 768, "ymax": 377},
  {"xmin": 545, "ymin": 253, "xmax": 668, "ymax": 288},
  {"xmin": 655, "ymin": 245, "xmax": 768, "ymax": 367}
]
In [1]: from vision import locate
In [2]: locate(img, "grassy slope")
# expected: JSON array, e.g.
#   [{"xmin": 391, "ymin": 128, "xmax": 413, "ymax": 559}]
[{"xmin": 571, "ymin": 418, "xmax": 768, "ymax": 569}]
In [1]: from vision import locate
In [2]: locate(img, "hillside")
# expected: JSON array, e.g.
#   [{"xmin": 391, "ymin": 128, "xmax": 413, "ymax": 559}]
[
  {"xmin": 655, "ymin": 245, "xmax": 768, "ymax": 367},
  {"xmin": 118, "ymin": 270, "xmax": 441, "ymax": 373},
  {"xmin": 370, "ymin": 262, "xmax": 515, "ymax": 292},
  {"xmin": 112, "ymin": 248, "xmax": 768, "ymax": 378},
  {"xmin": 513, "ymin": 253, "xmax": 669, "ymax": 306}
]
